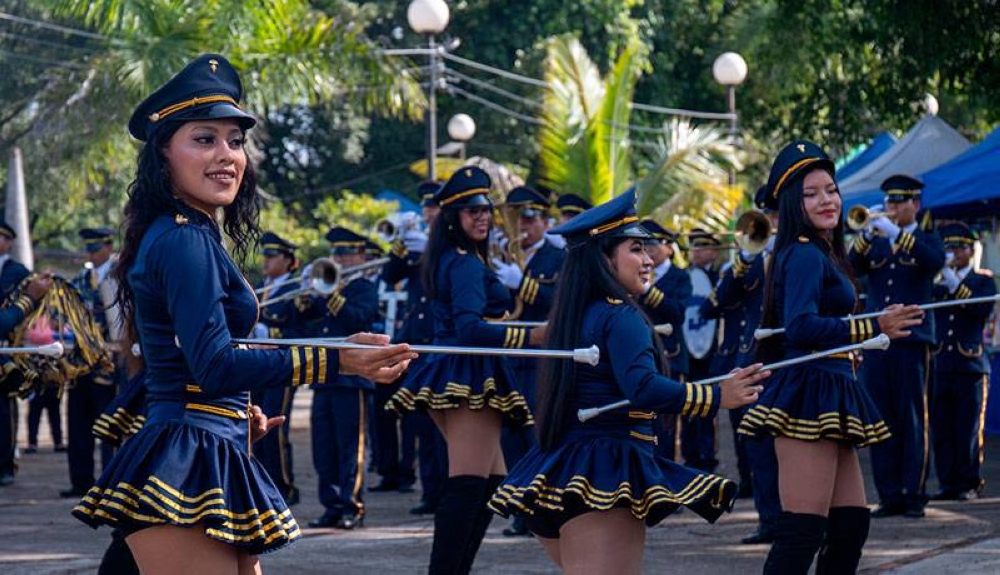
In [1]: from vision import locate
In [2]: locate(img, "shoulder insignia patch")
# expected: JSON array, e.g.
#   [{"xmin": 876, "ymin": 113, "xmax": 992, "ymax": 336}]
[
  {"xmin": 798, "ymin": 235, "xmax": 809, "ymax": 243},
  {"xmin": 606, "ymin": 297, "xmax": 623, "ymax": 305},
  {"xmin": 175, "ymin": 214, "xmax": 189, "ymax": 225}
]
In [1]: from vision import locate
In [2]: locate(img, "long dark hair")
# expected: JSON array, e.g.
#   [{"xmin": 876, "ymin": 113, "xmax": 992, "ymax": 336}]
[
  {"xmin": 113, "ymin": 121, "xmax": 261, "ymax": 367},
  {"xmin": 535, "ymin": 236, "xmax": 665, "ymax": 450},
  {"xmin": 756, "ymin": 169, "xmax": 856, "ymax": 364},
  {"xmin": 420, "ymin": 206, "xmax": 490, "ymax": 298}
]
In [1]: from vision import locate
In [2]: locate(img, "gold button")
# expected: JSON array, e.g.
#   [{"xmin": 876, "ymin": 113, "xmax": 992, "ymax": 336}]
[
  {"xmin": 740, "ymin": 320, "xmax": 747, "ymax": 326},
  {"xmin": 884, "ymin": 296, "xmax": 891, "ymax": 302},
  {"xmin": 948, "ymin": 345, "xmax": 954, "ymax": 351},
  {"xmin": 890, "ymin": 263, "xmax": 896, "ymax": 270},
  {"xmin": 949, "ymin": 314, "xmax": 955, "ymax": 321},
  {"xmin": 418, "ymin": 314, "xmax": 424, "ymax": 319},
  {"xmin": 887, "ymin": 279, "xmax": 894, "ymax": 286},
  {"xmin": 948, "ymin": 329, "xmax": 954, "ymax": 336}
]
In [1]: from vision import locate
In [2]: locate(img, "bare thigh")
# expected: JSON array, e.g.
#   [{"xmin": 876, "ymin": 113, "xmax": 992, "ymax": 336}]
[
  {"xmin": 431, "ymin": 404, "xmax": 506, "ymax": 476},
  {"xmin": 536, "ymin": 535, "xmax": 561, "ymax": 569},
  {"xmin": 830, "ymin": 444, "xmax": 867, "ymax": 508},
  {"xmin": 127, "ymin": 525, "xmax": 247, "ymax": 575},
  {"xmin": 558, "ymin": 509, "xmax": 645, "ymax": 575},
  {"xmin": 775, "ymin": 437, "xmax": 839, "ymax": 516}
]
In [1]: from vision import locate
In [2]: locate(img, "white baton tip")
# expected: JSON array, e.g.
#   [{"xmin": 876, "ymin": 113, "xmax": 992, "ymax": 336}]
[
  {"xmin": 866, "ymin": 333, "xmax": 891, "ymax": 350},
  {"xmin": 654, "ymin": 323, "xmax": 673, "ymax": 336},
  {"xmin": 574, "ymin": 345, "xmax": 600, "ymax": 366}
]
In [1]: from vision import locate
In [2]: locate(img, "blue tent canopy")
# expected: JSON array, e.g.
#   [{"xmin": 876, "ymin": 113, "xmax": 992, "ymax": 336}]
[
  {"xmin": 374, "ymin": 189, "xmax": 421, "ymax": 213},
  {"xmin": 836, "ymin": 132, "xmax": 897, "ymax": 182}
]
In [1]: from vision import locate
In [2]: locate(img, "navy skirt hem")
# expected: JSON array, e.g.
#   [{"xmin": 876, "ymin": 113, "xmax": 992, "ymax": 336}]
[
  {"xmin": 737, "ymin": 364, "xmax": 890, "ymax": 447},
  {"xmin": 72, "ymin": 421, "xmax": 299, "ymax": 555}
]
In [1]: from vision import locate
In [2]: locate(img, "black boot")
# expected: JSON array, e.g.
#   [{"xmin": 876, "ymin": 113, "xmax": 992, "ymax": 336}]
[
  {"xmin": 816, "ymin": 507, "xmax": 871, "ymax": 575},
  {"xmin": 429, "ymin": 475, "xmax": 489, "ymax": 575},
  {"xmin": 457, "ymin": 474, "xmax": 505, "ymax": 574},
  {"xmin": 763, "ymin": 512, "xmax": 828, "ymax": 575}
]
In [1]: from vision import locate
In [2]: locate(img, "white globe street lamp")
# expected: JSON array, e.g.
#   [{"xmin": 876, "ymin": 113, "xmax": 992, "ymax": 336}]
[
  {"xmin": 712, "ymin": 52, "xmax": 748, "ymax": 186},
  {"xmin": 408, "ymin": 0, "xmax": 451, "ymax": 180},
  {"xmin": 447, "ymin": 113, "xmax": 476, "ymax": 160}
]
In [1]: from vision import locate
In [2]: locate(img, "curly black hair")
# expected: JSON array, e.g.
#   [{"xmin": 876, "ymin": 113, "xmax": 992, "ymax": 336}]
[{"xmin": 113, "ymin": 121, "xmax": 261, "ymax": 363}]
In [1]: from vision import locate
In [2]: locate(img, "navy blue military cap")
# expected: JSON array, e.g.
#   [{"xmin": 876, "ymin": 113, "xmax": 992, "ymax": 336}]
[
  {"xmin": 436, "ymin": 166, "xmax": 492, "ymax": 208},
  {"xmin": 556, "ymin": 193, "xmax": 593, "ymax": 217},
  {"xmin": 259, "ymin": 231, "xmax": 296, "ymax": 257},
  {"xmin": 128, "ymin": 54, "xmax": 256, "ymax": 141},
  {"xmin": 761, "ymin": 140, "xmax": 835, "ymax": 210},
  {"xmin": 640, "ymin": 219, "xmax": 677, "ymax": 242},
  {"xmin": 325, "ymin": 227, "xmax": 367, "ymax": 255},
  {"xmin": 549, "ymin": 188, "xmax": 648, "ymax": 246},
  {"xmin": 79, "ymin": 227, "xmax": 115, "ymax": 253},
  {"xmin": 365, "ymin": 239, "xmax": 385, "ymax": 258},
  {"xmin": 881, "ymin": 174, "xmax": 924, "ymax": 202},
  {"xmin": 506, "ymin": 186, "xmax": 550, "ymax": 218},
  {"xmin": 939, "ymin": 222, "xmax": 977, "ymax": 248},
  {"xmin": 688, "ymin": 228, "xmax": 721, "ymax": 248},
  {"xmin": 0, "ymin": 219, "xmax": 15, "ymax": 240},
  {"xmin": 418, "ymin": 180, "xmax": 443, "ymax": 207}
]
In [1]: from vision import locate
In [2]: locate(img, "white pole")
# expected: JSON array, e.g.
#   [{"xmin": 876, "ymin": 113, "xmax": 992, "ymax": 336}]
[{"xmin": 6, "ymin": 147, "xmax": 34, "ymax": 269}]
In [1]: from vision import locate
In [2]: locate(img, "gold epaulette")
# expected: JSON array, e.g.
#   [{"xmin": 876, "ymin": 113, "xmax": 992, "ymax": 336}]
[
  {"xmin": 895, "ymin": 231, "xmax": 915, "ymax": 252},
  {"xmin": 327, "ymin": 293, "xmax": 347, "ymax": 316},
  {"xmin": 645, "ymin": 287, "xmax": 664, "ymax": 308},
  {"xmin": 519, "ymin": 276, "xmax": 540, "ymax": 305},
  {"xmin": 955, "ymin": 284, "xmax": 972, "ymax": 300}
]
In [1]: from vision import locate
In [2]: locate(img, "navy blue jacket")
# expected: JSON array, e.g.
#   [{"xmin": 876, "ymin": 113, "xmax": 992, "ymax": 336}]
[
  {"xmin": 774, "ymin": 239, "xmax": 879, "ymax": 377},
  {"xmin": 513, "ymin": 240, "xmax": 565, "ymax": 321},
  {"xmin": 933, "ymin": 269, "xmax": 997, "ymax": 374},
  {"xmin": 849, "ymin": 227, "xmax": 946, "ymax": 344},
  {"xmin": 297, "ymin": 275, "xmax": 380, "ymax": 390},
  {"xmin": 703, "ymin": 253, "xmax": 768, "ymax": 371},
  {"xmin": 639, "ymin": 263, "xmax": 691, "ymax": 377},
  {"xmin": 256, "ymin": 275, "xmax": 308, "ymax": 339},
  {"xmin": 0, "ymin": 258, "xmax": 29, "ymax": 299},
  {"xmin": 381, "ymin": 241, "xmax": 434, "ymax": 344},
  {"xmin": 128, "ymin": 207, "xmax": 339, "ymax": 416},
  {"xmin": 431, "ymin": 247, "xmax": 524, "ymax": 348}
]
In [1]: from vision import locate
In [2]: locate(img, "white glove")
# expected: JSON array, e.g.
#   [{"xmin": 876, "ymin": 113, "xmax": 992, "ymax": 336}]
[
  {"xmin": 492, "ymin": 259, "xmax": 524, "ymax": 289},
  {"xmin": 252, "ymin": 322, "xmax": 269, "ymax": 339},
  {"xmin": 870, "ymin": 216, "xmax": 900, "ymax": 242},
  {"xmin": 939, "ymin": 266, "xmax": 961, "ymax": 293},
  {"xmin": 545, "ymin": 232, "xmax": 566, "ymax": 250},
  {"xmin": 402, "ymin": 229, "xmax": 428, "ymax": 254},
  {"xmin": 739, "ymin": 249, "xmax": 758, "ymax": 263}
]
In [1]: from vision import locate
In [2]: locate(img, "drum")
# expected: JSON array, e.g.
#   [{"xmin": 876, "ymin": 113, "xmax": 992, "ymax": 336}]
[{"xmin": 683, "ymin": 267, "xmax": 717, "ymax": 360}]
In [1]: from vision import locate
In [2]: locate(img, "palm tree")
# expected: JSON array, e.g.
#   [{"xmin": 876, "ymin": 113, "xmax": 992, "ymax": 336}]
[{"xmin": 536, "ymin": 35, "xmax": 643, "ymax": 206}]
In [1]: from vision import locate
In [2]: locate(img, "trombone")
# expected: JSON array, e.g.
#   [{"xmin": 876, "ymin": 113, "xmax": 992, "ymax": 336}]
[
  {"xmin": 258, "ymin": 258, "xmax": 389, "ymax": 308},
  {"xmin": 678, "ymin": 210, "xmax": 774, "ymax": 256}
]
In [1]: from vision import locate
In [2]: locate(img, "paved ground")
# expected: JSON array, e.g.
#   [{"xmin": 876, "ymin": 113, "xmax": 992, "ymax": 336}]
[{"xmin": 3, "ymin": 388, "xmax": 1000, "ymax": 574}]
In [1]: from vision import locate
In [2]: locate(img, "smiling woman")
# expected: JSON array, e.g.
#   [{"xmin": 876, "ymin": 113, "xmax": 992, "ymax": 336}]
[{"xmin": 71, "ymin": 54, "xmax": 416, "ymax": 575}]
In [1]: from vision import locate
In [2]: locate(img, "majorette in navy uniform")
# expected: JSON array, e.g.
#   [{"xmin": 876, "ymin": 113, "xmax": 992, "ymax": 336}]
[
  {"xmin": 490, "ymin": 189, "xmax": 740, "ymax": 541},
  {"xmin": 493, "ymin": 185, "xmax": 566, "ymax": 537},
  {"xmin": 62, "ymin": 227, "xmax": 119, "ymax": 498},
  {"xmin": 250, "ymin": 231, "xmax": 302, "ymax": 504},
  {"xmin": 930, "ymin": 223, "xmax": 997, "ymax": 501},
  {"xmin": 385, "ymin": 170, "xmax": 531, "ymax": 423},
  {"xmin": 848, "ymin": 174, "xmax": 945, "ymax": 518},
  {"xmin": 71, "ymin": 54, "xmax": 357, "ymax": 555},
  {"xmin": 636, "ymin": 219, "xmax": 691, "ymax": 462},
  {"xmin": 739, "ymin": 140, "xmax": 909, "ymax": 574},
  {"xmin": 295, "ymin": 227, "xmax": 380, "ymax": 529},
  {"xmin": 386, "ymin": 166, "xmax": 534, "ymax": 574}
]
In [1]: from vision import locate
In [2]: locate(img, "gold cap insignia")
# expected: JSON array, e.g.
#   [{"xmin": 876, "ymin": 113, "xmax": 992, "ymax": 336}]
[
  {"xmin": 464, "ymin": 168, "xmax": 472, "ymax": 177},
  {"xmin": 209, "ymin": 59, "xmax": 219, "ymax": 73},
  {"xmin": 149, "ymin": 112, "xmax": 160, "ymax": 122},
  {"xmin": 797, "ymin": 144, "xmax": 805, "ymax": 153}
]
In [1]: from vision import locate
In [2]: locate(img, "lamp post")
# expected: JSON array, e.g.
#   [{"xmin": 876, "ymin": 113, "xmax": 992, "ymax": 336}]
[
  {"xmin": 712, "ymin": 52, "xmax": 748, "ymax": 186},
  {"xmin": 407, "ymin": 0, "xmax": 450, "ymax": 181},
  {"xmin": 447, "ymin": 113, "xmax": 476, "ymax": 160}
]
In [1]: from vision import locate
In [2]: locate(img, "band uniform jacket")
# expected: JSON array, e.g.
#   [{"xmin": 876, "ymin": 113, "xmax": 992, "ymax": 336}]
[
  {"xmin": 381, "ymin": 241, "xmax": 434, "ymax": 344},
  {"xmin": 512, "ymin": 239, "xmax": 565, "ymax": 321},
  {"xmin": 933, "ymin": 269, "xmax": 997, "ymax": 374},
  {"xmin": 849, "ymin": 225, "xmax": 946, "ymax": 344},
  {"xmin": 640, "ymin": 263, "xmax": 692, "ymax": 376}
]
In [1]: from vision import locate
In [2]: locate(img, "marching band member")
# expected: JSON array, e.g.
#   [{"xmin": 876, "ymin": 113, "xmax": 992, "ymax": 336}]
[
  {"xmin": 71, "ymin": 54, "xmax": 415, "ymax": 574},
  {"xmin": 493, "ymin": 185, "xmax": 566, "ymax": 537},
  {"xmin": 849, "ymin": 174, "xmax": 946, "ymax": 519},
  {"xmin": 637, "ymin": 219, "xmax": 691, "ymax": 461},
  {"xmin": 740, "ymin": 141, "xmax": 923, "ymax": 574},
  {"xmin": 490, "ymin": 189, "xmax": 768, "ymax": 575},
  {"xmin": 298, "ymin": 227, "xmax": 381, "ymax": 530},
  {"xmin": 930, "ymin": 222, "xmax": 997, "ymax": 501},
  {"xmin": 375, "ymin": 181, "xmax": 448, "ymax": 515},
  {"xmin": 386, "ymin": 166, "xmax": 540, "ymax": 574},
  {"xmin": 555, "ymin": 193, "xmax": 592, "ymax": 224},
  {"xmin": 0, "ymin": 219, "xmax": 50, "ymax": 487},
  {"xmin": 682, "ymin": 230, "xmax": 722, "ymax": 473},
  {"xmin": 61, "ymin": 227, "xmax": 119, "ymax": 499},
  {"xmin": 251, "ymin": 231, "xmax": 302, "ymax": 505}
]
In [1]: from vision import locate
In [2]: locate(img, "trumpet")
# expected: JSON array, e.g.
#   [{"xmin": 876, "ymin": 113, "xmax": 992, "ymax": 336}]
[
  {"xmin": 258, "ymin": 258, "xmax": 389, "ymax": 308},
  {"xmin": 375, "ymin": 212, "xmax": 423, "ymax": 243},
  {"xmin": 680, "ymin": 210, "xmax": 774, "ymax": 256},
  {"xmin": 846, "ymin": 205, "xmax": 889, "ymax": 231}
]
